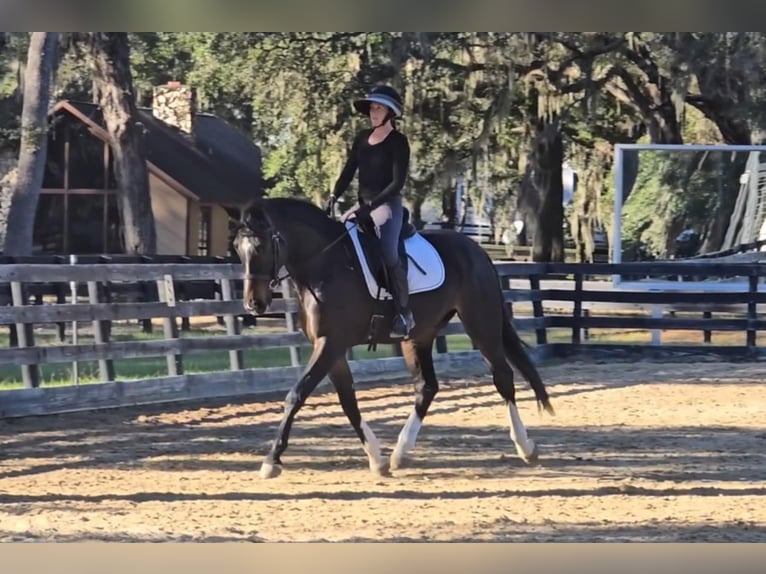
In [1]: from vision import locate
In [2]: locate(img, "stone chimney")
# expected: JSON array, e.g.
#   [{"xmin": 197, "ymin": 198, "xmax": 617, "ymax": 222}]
[{"xmin": 152, "ymin": 81, "xmax": 196, "ymax": 136}]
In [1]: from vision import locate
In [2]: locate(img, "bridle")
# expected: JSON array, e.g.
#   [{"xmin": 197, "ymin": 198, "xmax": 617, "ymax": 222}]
[
  {"xmin": 238, "ymin": 215, "xmax": 358, "ymax": 290},
  {"xmin": 239, "ymin": 226, "xmax": 287, "ymax": 289}
]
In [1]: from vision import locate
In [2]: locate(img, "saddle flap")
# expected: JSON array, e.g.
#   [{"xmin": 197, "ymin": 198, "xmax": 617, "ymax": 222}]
[{"xmin": 345, "ymin": 221, "xmax": 445, "ymax": 300}]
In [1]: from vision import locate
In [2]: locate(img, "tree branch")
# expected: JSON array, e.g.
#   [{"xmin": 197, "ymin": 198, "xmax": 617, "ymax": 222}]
[{"xmin": 606, "ymin": 64, "xmax": 655, "ymax": 117}]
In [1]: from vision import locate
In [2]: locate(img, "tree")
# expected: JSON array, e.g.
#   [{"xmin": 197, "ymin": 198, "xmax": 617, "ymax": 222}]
[
  {"xmin": 42, "ymin": 32, "xmax": 764, "ymax": 262},
  {"xmin": 3, "ymin": 32, "xmax": 58, "ymax": 256},
  {"xmin": 675, "ymin": 32, "xmax": 761, "ymax": 145},
  {"xmin": 90, "ymin": 32, "xmax": 156, "ymax": 254},
  {"xmin": 517, "ymin": 119, "xmax": 565, "ymax": 261}
]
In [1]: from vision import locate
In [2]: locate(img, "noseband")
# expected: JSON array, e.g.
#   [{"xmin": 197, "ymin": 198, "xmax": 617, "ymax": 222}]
[{"xmin": 240, "ymin": 225, "xmax": 287, "ymax": 289}]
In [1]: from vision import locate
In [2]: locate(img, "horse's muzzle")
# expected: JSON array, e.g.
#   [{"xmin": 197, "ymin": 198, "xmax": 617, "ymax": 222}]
[{"xmin": 244, "ymin": 300, "xmax": 268, "ymax": 315}]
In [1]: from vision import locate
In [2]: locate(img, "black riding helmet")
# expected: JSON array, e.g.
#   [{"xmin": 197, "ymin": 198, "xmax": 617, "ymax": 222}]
[{"xmin": 353, "ymin": 85, "xmax": 404, "ymax": 120}]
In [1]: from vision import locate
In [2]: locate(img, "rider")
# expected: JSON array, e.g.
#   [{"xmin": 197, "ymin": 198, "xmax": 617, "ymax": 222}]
[{"xmin": 325, "ymin": 84, "xmax": 415, "ymax": 339}]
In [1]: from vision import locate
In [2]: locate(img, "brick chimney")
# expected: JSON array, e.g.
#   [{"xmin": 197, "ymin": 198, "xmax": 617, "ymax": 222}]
[{"xmin": 152, "ymin": 81, "xmax": 196, "ymax": 136}]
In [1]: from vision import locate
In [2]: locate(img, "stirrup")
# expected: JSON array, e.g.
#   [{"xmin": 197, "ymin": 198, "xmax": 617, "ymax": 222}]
[{"xmin": 390, "ymin": 311, "xmax": 414, "ymax": 339}]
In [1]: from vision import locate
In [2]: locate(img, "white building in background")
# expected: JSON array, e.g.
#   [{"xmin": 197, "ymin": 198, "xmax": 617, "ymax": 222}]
[{"xmin": 562, "ymin": 162, "xmax": 576, "ymax": 206}]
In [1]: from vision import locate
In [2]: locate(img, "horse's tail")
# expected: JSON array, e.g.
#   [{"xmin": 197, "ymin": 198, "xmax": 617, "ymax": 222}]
[{"xmin": 501, "ymin": 306, "xmax": 555, "ymax": 415}]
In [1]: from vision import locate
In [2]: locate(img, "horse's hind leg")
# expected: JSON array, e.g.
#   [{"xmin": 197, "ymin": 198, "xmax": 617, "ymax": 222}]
[
  {"xmin": 260, "ymin": 335, "xmax": 341, "ymax": 479},
  {"xmin": 327, "ymin": 356, "xmax": 388, "ymax": 476},
  {"xmin": 390, "ymin": 337, "xmax": 438, "ymax": 471},
  {"xmin": 458, "ymin": 309, "xmax": 538, "ymax": 463}
]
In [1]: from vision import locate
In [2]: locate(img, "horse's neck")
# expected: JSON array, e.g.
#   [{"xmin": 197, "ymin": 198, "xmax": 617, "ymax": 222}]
[{"xmin": 276, "ymin": 217, "xmax": 345, "ymax": 285}]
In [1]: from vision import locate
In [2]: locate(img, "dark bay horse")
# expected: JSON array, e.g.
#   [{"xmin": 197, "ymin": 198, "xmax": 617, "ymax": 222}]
[{"xmin": 228, "ymin": 197, "xmax": 554, "ymax": 479}]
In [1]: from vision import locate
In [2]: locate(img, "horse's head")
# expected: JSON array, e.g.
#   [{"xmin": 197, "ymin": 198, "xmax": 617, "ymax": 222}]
[{"xmin": 226, "ymin": 202, "xmax": 286, "ymax": 315}]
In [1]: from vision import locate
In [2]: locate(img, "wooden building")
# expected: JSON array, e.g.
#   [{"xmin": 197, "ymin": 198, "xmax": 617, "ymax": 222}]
[{"xmin": 36, "ymin": 82, "xmax": 265, "ymax": 256}]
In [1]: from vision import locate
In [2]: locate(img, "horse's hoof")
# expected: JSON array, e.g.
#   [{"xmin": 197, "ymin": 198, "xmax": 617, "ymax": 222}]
[
  {"xmin": 371, "ymin": 460, "xmax": 391, "ymax": 477},
  {"xmin": 259, "ymin": 462, "xmax": 283, "ymax": 479},
  {"xmin": 518, "ymin": 440, "xmax": 539, "ymax": 464},
  {"xmin": 389, "ymin": 452, "xmax": 407, "ymax": 471}
]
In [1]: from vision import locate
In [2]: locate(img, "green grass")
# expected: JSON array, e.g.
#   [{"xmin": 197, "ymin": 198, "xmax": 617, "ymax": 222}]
[
  {"xmin": 0, "ymin": 323, "xmax": 479, "ymax": 390},
  {"xmin": 2, "ymin": 314, "xmax": 749, "ymax": 390}
]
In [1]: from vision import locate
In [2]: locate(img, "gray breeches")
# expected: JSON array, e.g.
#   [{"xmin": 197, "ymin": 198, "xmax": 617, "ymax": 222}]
[{"xmin": 371, "ymin": 195, "xmax": 403, "ymax": 267}]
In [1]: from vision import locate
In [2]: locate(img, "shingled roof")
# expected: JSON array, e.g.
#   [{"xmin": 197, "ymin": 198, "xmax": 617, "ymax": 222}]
[{"xmin": 51, "ymin": 100, "xmax": 265, "ymax": 206}]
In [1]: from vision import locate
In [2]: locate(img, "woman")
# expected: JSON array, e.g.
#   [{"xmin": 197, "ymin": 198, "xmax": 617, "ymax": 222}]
[{"xmin": 325, "ymin": 85, "xmax": 414, "ymax": 339}]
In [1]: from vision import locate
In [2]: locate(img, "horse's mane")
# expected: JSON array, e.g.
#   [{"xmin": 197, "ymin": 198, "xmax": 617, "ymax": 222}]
[{"xmin": 249, "ymin": 197, "xmax": 346, "ymax": 241}]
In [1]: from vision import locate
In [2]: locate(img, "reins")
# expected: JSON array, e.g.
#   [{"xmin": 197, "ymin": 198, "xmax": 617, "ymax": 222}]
[{"xmin": 261, "ymin": 217, "xmax": 358, "ymax": 288}]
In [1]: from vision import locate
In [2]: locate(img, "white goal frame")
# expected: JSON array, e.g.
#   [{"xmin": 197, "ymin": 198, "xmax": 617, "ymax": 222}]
[{"xmin": 612, "ymin": 143, "xmax": 766, "ymax": 292}]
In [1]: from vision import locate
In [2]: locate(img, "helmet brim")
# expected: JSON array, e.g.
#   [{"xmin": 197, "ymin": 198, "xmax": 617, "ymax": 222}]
[{"xmin": 353, "ymin": 95, "xmax": 403, "ymax": 118}]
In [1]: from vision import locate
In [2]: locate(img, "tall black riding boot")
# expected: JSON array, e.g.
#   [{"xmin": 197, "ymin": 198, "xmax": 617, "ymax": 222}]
[{"xmin": 387, "ymin": 262, "xmax": 415, "ymax": 339}]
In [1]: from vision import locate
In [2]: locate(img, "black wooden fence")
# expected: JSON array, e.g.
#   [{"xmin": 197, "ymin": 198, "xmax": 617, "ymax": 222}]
[
  {"xmin": 1, "ymin": 258, "xmax": 765, "ymax": 418},
  {"xmin": 497, "ymin": 260, "xmax": 766, "ymax": 359}
]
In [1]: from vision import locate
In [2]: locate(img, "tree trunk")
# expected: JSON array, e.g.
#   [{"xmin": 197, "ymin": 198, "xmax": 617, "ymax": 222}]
[
  {"xmin": 518, "ymin": 121, "xmax": 565, "ymax": 262},
  {"xmin": 410, "ymin": 192, "xmax": 424, "ymax": 229},
  {"xmin": 440, "ymin": 177, "xmax": 458, "ymax": 227},
  {"xmin": 90, "ymin": 32, "xmax": 156, "ymax": 254},
  {"xmin": 3, "ymin": 32, "xmax": 58, "ymax": 256},
  {"xmin": 646, "ymin": 106, "xmax": 684, "ymax": 145},
  {"xmin": 407, "ymin": 175, "xmax": 431, "ymax": 229}
]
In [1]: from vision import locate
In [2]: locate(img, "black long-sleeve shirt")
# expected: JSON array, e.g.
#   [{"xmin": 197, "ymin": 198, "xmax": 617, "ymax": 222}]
[{"xmin": 332, "ymin": 128, "xmax": 410, "ymax": 208}]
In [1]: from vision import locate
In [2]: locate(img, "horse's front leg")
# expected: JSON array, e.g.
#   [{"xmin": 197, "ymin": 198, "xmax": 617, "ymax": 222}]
[
  {"xmin": 260, "ymin": 336, "xmax": 340, "ymax": 479},
  {"xmin": 327, "ymin": 356, "xmax": 388, "ymax": 476}
]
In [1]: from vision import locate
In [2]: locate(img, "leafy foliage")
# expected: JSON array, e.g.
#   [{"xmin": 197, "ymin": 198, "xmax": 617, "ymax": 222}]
[{"xmin": 3, "ymin": 32, "xmax": 766, "ymax": 260}]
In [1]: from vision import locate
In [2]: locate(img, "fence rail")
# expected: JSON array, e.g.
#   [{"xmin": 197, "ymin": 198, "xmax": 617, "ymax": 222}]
[{"xmin": 2, "ymin": 258, "xmax": 766, "ymax": 418}]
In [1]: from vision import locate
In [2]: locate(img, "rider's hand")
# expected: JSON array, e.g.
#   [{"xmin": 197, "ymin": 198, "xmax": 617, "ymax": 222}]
[
  {"xmin": 354, "ymin": 201, "xmax": 375, "ymax": 235},
  {"xmin": 355, "ymin": 201, "xmax": 372, "ymax": 222}
]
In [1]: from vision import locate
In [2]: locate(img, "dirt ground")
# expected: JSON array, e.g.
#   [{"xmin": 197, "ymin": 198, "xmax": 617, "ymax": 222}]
[{"xmin": 1, "ymin": 359, "xmax": 765, "ymax": 542}]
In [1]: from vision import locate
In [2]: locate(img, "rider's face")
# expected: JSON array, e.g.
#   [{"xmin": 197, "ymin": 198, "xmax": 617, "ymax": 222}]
[{"xmin": 369, "ymin": 102, "xmax": 390, "ymax": 127}]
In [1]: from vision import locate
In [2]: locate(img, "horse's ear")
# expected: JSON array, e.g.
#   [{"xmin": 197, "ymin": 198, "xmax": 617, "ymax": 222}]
[
  {"xmin": 244, "ymin": 198, "xmax": 272, "ymax": 228},
  {"xmin": 224, "ymin": 205, "xmax": 242, "ymax": 222}
]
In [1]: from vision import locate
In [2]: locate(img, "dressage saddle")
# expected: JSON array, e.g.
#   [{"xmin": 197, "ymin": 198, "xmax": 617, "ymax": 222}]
[{"xmin": 352, "ymin": 207, "xmax": 416, "ymax": 292}]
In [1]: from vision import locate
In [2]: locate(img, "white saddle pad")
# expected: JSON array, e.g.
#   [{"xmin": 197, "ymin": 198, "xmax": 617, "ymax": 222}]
[{"xmin": 345, "ymin": 221, "xmax": 446, "ymax": 300}]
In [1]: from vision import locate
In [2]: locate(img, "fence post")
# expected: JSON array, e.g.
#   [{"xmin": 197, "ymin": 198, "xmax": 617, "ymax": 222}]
[
  {"xmin": 87, "ymin": 279, "xmax": 116, "ymax": 382},
  {"xmin": 54, "ymin": 259, "xmax": 67, "ymax": 343},
  {"xmin": 651, "ymin": 304, "xmax": 663, "ymax": 345},
  {"xmin": 747, "ymin": 273, "xmax": 758, "ymax": 349},
  {"xmin": 572, "ymin": 272, "xmax": 583, "ymax": 345},
  {"xmin": 10, "ymin": 281, "xmax": 40, "ymax": 388},
  {"xmin": 648, "ymin": 288, "xmax": 663, "ymax": 346},
  {"xmin": 220, "ymin": 277, "xmax": 243, "ymax": 370},
  {"xmin": 281, "ymin": 278, "xmax": 302, "ymax": 367},
  {"xmin": 703, "ymin": 310, "xmax": 712, "ymax": 344},
  {"xmin": 504, "ymin": 275, "xmax": 515, "ymax": 335},
  {"xmin": 529, "ymin": 274, "xmax": 547, "ymax": 345},
  {"xmin": 69, "ymin": 254, "xmax": 79, "ymax": 385},
  {"xmin": 140, "ymin": 279, "xmax": 154, "ymax": 334},
  {"xmin": 157, "ymin": 274, "xmax": 183, "ymax": 376}
]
